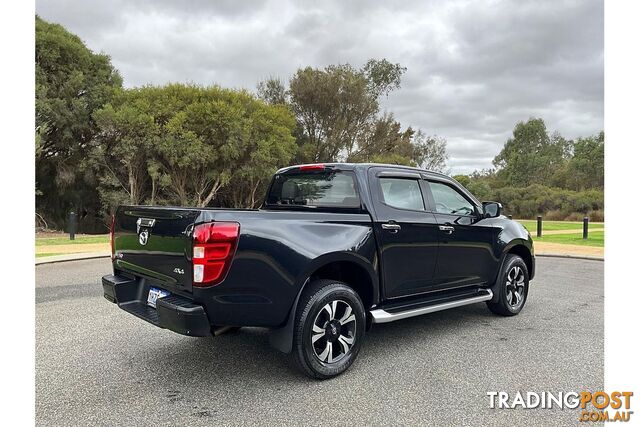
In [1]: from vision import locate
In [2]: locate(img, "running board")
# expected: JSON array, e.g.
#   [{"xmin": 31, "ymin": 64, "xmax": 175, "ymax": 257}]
[{"xmin": 370, "ymin": 289, "xmax": 493, "ymax": 324}]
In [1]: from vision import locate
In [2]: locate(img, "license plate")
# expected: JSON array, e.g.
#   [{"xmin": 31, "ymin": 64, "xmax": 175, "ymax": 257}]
[{"xmin": 147, "ymin": 287, "xmax": 170, "ymax": 308}]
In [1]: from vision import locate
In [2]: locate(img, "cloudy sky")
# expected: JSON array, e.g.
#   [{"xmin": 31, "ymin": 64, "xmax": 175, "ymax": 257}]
[{"xmin": 36, "ymin": 0, "xmax": 603, "ymax": 174}]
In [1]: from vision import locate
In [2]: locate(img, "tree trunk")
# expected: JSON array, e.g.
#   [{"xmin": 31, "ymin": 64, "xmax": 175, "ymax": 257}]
[
  {"xmin": 199, "ymin": 179, "xmax": 222, "ymax": 208},
  {"xmin": 128, "ymin": 166, "xmax": 137, "ymax": 204},
  {"xmin": 150, "ymin": 177, "xmax": 156, "ymax": 205},
  {"xmin": 249, "ymin": 179, "xmax": 260, "ymax": 208}
]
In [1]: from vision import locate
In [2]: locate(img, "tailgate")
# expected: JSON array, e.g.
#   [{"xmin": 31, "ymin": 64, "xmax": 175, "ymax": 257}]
[{"xmin": 113, "ymin": 206, "xmax": 201, "ymax": 292}]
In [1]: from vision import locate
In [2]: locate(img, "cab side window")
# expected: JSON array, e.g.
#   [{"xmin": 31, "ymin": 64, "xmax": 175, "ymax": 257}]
[
  {"xmin": 428, "ymin": 181, "xmax": 475, "ymax": 215},
  {"xmin": 379, "ymin": 178, "xmax": 425, "ymax": 211}
]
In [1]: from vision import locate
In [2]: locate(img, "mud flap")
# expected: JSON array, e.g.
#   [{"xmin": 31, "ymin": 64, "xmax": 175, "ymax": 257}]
[{"xmin": 268, "ymin": 281, "xmax": 306, "ymax": 353}]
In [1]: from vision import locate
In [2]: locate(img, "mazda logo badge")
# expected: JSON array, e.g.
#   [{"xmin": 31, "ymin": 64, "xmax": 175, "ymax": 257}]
[{"xmin": 139, "ymin": 230, "xmax": 149, "ymax": 245}]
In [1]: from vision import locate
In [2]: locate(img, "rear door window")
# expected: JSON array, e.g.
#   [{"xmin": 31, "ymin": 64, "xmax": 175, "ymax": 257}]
[
  {"xmin": 266, "ymin": 170, "xmax": 360, "ymax": 208},
  {"xmin": 379, "ymin": 178, "xmax": 425, "ymax": 211}
]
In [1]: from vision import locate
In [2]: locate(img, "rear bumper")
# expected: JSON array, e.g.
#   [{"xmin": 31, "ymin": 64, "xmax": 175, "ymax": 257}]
[{"xmin": 102, "ymin": 274, "xmax": 211, "ymax": 337}]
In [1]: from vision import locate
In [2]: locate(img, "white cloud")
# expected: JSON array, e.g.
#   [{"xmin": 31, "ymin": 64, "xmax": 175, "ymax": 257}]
[{"xmin": 36, "ymin": 0, "xmax": 603, "ymax": 174}]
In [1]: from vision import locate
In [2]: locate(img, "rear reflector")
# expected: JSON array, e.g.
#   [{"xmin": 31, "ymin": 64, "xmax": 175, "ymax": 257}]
[{"xmin": 192, "ymin": 222, "xmax": 239, "ymax": 287}]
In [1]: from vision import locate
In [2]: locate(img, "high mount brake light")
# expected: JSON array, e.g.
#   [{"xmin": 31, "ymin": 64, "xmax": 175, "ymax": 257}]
[
  {"xmin": 299, "ymin": 164, "xmax": 326, "ymax": 171},
  {"xmin": 109, "ymin": 214, "xmax": 115, "ymax": 260},
  {"xmin": 192, "ymin": 222, "xmax": 239, "ymax": 287}
]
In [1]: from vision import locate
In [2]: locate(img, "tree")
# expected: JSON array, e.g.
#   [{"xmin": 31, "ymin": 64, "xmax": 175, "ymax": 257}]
[
  {"xmin": 453, "ymin": 174, "xmax": 471, "ymax": 187},
  {"xmin": 287, "ymin": 59, "xmax": 406, "ymax": 163},
  {"xmin": 159, "ymin": 87, "xmax": 296, "ymax": 207},
  {"xmin": 565, "ymin": 131, "xmax": 604, "ymax": 190},
  {"xmin": 461, "ymin": 122, "xmax": 604, "ymax": 219},
  {"xmin": 362, "ymin": 58, "xmax": 407, "ymax": 98},
  {"xmin": 347, "ymin": 113, "xmax": 448, "ymax": 171},
  {"xmin": 257, "ymin": 77, "xmax": 287, "ymax": 105},
  {"xmin": 36, "ymin": 16, "xmax": 122, "ymax": 230},
  {"xmin": 288, "ymin": 64, "xmax": 372, "ymax": 162},
  {"xmin": 221, "ymin": 103, "xmax": 298, "ymax": 207},
  {"xmin": 91, "ymin": 90, "xmax": 159, "ymax": 207},
  {"xmin": 92, "ymin": 84, "xmax": 297, "ymax": 211},
  {"xmin": 260, "ymin": 59, "xmax": 448, "ymax": 170},
  {"xmin": 492, "ymin": 118, "xmax": 567, "ymax": 187},
  {"xmin": 412, "ymin": 133, "xmax": 448, "ymax": 172}
]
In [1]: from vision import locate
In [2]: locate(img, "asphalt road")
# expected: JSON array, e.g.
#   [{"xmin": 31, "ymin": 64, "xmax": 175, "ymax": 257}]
[{"xmin": 36, "ymin": 257, "xmax": 603, "ymax": 426}]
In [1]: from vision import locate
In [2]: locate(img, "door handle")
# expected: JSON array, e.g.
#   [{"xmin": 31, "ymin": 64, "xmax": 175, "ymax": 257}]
[
  {"xmin": 439, "ymin": 225, "xmax": 455, "ymax": 234},
  {"xmin": 382, "ymin": 223, "xmax": 401, "ymax": 233}
]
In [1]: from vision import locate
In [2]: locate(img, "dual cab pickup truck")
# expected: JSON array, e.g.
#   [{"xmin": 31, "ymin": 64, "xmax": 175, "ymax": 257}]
[{"xmin": 102, "ymin": 163, "xmax": 534, "ymax": 378}]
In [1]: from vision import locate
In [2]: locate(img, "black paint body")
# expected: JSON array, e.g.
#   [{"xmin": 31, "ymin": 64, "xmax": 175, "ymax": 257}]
[{"xmin": 107, "ymin": 163, "xmax": 535, "ymax": 330}]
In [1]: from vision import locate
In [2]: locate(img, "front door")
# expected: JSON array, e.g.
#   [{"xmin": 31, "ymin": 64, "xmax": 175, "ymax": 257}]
[
  {"xmin": 425, "ymin": 180, "xmax": 499, "ymax": 290},
  {"xmin": 370, "ymin": 170, "xmax": 440, "ymax": 299}
]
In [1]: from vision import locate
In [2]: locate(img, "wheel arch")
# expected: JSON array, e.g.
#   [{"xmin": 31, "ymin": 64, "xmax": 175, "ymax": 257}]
[
  {"xmin": 269, "ymin": 251, "xmax": 379, "ymax": 354},
  {"xmin": 489, "ymin": 241, "xmax": 534, "ymax": 303},
  {"xmin": 301, "ymin": 252, "xmax": 379, "ymax": 309},
  {"xmin": 504, "ymin": 242, "xmax": 533, "ymax": 278}
]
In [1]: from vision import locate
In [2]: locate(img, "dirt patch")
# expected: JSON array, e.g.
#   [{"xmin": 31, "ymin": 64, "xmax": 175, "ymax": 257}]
[
  {"xmin": 36, "ymin": 232, "xmax": 107, "ymax": 239},
  {"xmin": 535, "ymin": 242, "xmax": 604, "ymax": 258},
  {"xmin": 35, "ymin": 243, "xmax": 110, "ymax": 255}
]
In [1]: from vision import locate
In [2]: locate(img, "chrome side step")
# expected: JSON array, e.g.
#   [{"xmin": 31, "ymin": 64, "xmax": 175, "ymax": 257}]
[{"xmin": 370, "ymin": 290, "xmax": 493, "ymax": 324}]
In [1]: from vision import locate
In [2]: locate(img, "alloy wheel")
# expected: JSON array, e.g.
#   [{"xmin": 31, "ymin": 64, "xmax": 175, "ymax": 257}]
[
  {"xmin": 505, "ymin": 265, "xmax": 526, "ymax": 309},
  {"xmin": 311, "ymin": 300, "xmax": 357, "ymax": 363}
]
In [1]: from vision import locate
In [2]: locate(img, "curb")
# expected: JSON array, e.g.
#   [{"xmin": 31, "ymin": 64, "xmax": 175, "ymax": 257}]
[
  {"xmin": 536, "ymin": 253, "xmax": 604, "ymax": 261},
  {"xmin": 35, "ymin": 252, "xmax": 110, "ymax": 265}
]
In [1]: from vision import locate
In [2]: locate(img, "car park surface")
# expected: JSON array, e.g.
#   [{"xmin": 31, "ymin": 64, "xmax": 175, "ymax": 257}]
[{"xmin": 36, "ymin": 257, "xmax": 603, "ymax": 426}]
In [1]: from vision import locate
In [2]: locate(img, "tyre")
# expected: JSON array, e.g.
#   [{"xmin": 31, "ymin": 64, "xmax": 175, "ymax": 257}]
[
  {"xmin": 292, "ymin": 279, "xmax": 366, "ymax": 379},
  {"xmin": 487, "ymin": 254, "xmax": 530, "ymax": 316}
]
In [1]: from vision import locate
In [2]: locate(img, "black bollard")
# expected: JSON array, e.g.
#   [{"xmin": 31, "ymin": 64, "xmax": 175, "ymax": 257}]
[
  {"xmin": 583, "ymin": 216, "xmax": 589, "ymax": 240},
  {"xmin": 537, "ymin": 216, "xmax": 542, "ymax": 237},
  {"xmin": 69, "ymin": 211, "xmax": 77, "ymax": 241}
]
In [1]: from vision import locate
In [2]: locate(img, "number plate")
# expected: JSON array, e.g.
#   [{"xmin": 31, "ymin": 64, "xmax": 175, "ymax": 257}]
[{"xmin": 147, "ymin": 287, "xmax": 170, "ymax": 308}]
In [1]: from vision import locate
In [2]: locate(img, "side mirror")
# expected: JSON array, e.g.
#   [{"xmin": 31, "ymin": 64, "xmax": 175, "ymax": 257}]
[{"xmin": 482, "ymin": 201, "xmax": 502, "ymax": 218}]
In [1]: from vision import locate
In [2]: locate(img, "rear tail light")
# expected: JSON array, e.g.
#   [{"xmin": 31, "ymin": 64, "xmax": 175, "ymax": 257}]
[
  {"xmin": 192, "ymin": 222, "xmax": 239, "ymax": 287},
  {"xmin": 109, "ymin": 214, "xmax": 115, "ymax": 260}
]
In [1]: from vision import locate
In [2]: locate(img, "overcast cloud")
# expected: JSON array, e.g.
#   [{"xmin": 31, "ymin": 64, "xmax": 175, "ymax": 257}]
[{"xmin": 36, "ymin": 0, "xmax": 603, "ymax": 174}]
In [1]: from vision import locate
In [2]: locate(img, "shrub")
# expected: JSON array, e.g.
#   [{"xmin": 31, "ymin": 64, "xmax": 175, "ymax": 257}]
[
  {"xmin": 544, "ymin": 210, "xmax": 565, "ymax": 221},
  {"xmin": 588, "ymin": 209, "xmax": 605, "ymax": 222},
  {"xmin": 564, "ymin": 212, "xmax": 585, "ymax": 221},
  {"xmin": 484, "ymin": 184, "xmax": 604, "ymax": 219}
]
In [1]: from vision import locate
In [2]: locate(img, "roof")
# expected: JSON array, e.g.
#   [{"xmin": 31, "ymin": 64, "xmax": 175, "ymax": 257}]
[{"xmin": 276, "ymin": 162, "xmax": 451, "ymax": 180}]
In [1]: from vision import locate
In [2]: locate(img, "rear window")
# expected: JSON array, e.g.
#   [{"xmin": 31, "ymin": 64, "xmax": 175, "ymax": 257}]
[
  {"xmin": 380, "ymin": 178, "xmax": 425, "ymax": 211},
  {"xmin": 266, "ymin": 170, "xmax": 360, "ymax": 208}
]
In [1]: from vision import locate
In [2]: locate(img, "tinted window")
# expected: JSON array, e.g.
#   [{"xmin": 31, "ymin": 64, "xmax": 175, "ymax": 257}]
[
  {"xmin": 380, "ymin": 178, "xmax": 425, "ymax": 211},
  {"xmin": 266, "ymin": 170, "xmax": 360, "ymax": 208},
  {"xmin": 429, "ymin": 181, "xmax": 475, "ymax": 215}
]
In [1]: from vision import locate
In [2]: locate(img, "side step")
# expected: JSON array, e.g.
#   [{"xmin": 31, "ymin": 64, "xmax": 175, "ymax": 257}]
[{"xmin": 370, "ymin": 289, "xmax": 493, "ymax": 324}]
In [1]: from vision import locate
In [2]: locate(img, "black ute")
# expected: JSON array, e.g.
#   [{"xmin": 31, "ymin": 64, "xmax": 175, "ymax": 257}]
[{"xmin": 102, "ymin": 163, "xmax": 535, "ymax": 378}]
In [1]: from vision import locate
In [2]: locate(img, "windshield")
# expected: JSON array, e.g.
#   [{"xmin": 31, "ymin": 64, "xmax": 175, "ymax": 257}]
[{"xmin": 266, "ymin": 170, "xmax": 360, "ymax": 208}]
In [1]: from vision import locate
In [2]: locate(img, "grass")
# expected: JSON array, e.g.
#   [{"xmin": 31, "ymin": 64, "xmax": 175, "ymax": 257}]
[
  {"xmin": 517, "ymin": 219, "xmax": 604, "ymax": 232},
  {"xmin": 35, "ymin": 235, "xmax": 109, "ymax": 246},
  {"xmin": 532, "ymin": 231, "xmax": 604, "ymax": 247}
]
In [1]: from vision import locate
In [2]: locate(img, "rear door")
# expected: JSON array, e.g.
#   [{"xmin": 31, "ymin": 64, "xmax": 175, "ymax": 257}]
[
  {"xmin": 423, "ymin": 179, "xmax": 499, "ymax": 290},
  {"xmin": 113, "ymin": 206, "xmax": 201, "ymax": 292},
  {"xmin": 368, "ymin": 168, "xmax": 440, "ymax": 299}
]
